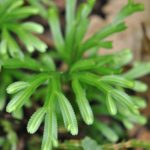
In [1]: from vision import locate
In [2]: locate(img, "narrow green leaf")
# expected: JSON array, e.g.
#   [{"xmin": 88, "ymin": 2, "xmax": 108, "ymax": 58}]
[
  {"xmin": 112, "ymin": 89, "xmax": 139, "ymax": 115},
  {"xmin": 42, "ymin": 108, "xmax": 58, "ymax": 150},
  {"xmin": 5, "ymin": 7, "xmax": 39, "ymax": 21},
  {"xmin": 79, "ymin": 40, "xmax": 113, "ymax": 56},
  {"xmin": 78, "ymin": 72, "xmax": 112, "ymax": 93},
  {"xmin": 134, "ymin": 115, "xmax": 147, "ymax": 125},
  {"xmin": 41, "ymin": 111, "xmax": 52, "ymax": 150},
  {"xmin": 2, "ymin": 56, "xmax": 47, "ymax": 71},
  {"xmin": 65, "ymin": 0, "xmax": 77, "ymax": 58},
  {"xmin": 91, "ymin": 55, "xmax": 114, "ymax": 67},
  {"xmin": 40, "ymin": 54, "xmax": 56, "ymax": 71},
  {"xmin": 131, "ymin": 96, "xmax": 147, "ymax": 109},
  {"xmin": 96, "ymin": 41, "xmax": 113, "ymax": 49},
  {"xmin": 28, "ymin": 0, "xmax": 47, "ymax": 18},
  {"xmin": 106, "ymin": 92, "xmax": 117, "ymax": 115},
  {"xmin": 6, "ymin": 88, "xmax": 33, "ymax": 113},
  {"xmin": 65, "ymin": 23, "xmax": 76, "ymax": 59},
  {"xmin": 43, "ymin": 81, "xmax": 58, "ymax": 147},
  {"xmin": 57, "ymin": 92, "xmax": 78, "ymax": 135},
  {"xmin": 6, "ymin": 74, "xmax": 48, "ymax": 112},
  {"xmin": 80, "ymin": 22, "xmax": 127, "ymax": 52},
  {"xmin": 78, "ymin": 72, "xmax": 100, "ymax": 88},
  {"xmin": 6, "ymin": 24, "xmax": 32, "ymax": 53},
  {"xmin": 2, "ymin": 28, "xmax": 23, "ymax": 58},
  {"xmin": 94, "ymin": 66, "xmax": 122, "ymax": 75},
  {"xmin": 66, "ymin": 0, "xmax": 76, "ymax": 34},
  {"xmin": 21, "ymin": 22, "xmax": 44, "ymax": 33},
  {"xmin": 70, "ymin": 59, "xmax": 95, "ymax": 72},
  {"xmin": 91, "ymin": 49, "xmax": 132, "ymax": 68},
  {"xmin": 25, "ymin": 33, "xmax": 47, "ymax": 53},
  {"xmin": 123, "ymin": 62, "xmax": 150, "ymax": 79},
  {"xmin": 27, "ymin": 107, "xmax": 46, "ymax": 134},
  {"xmin": 9, "ymin": 24, "xmax": 47, "ymax": 53},
  {"xmin": 133, "ymin": 81, "xmax": 148, "ymax": 92},
  {"xmin": 100, "ymin": 75, "xmax": 134, "ymax": 88},
  {"xmin": 48, "ymin": 7, "xmax": 64, "ymax": 53},
  {"xmin": 0, "ymin": 84, "xmax": 6, "ymax": 110},
  {"xmin": 0, "ymin": 0, "xmax": 14, "ymax": 16},
  {"xmin": 87, "ymin": 0, "xmax": 96, "ymax": 8},
  {"xmin": 51, "ymin": 112, "xmax": 58, "ymax": 147},
  {"xmin": 116, "ymin": 0, "xmax": 144, "ymax": 21},
  {"xmin": 85, "ymin": 41, "xmax": 113, "ymax": 58},
  {"xmin": 117, "ymin": 103, "xmax": 132, "ymax": 117},
  {"xmin": 111, "ymin": 49, "xmax": 133, "ymax": 67},
  {"xmin": 74, "ymin": 1, "xmax": 95, "ymax": 56},
  {"xmin": 74, "ymin": 17, "xmax": 89, "ymax": 49},
  {"xmin": 123, "ymin": 119, "xmax": 134, "ymax": 129},
  {"xmin": 76, "ymin": 0, "xmax": 95, "ymax": 20},
  {"xmin": 6, "ymin": 0, "xmax": 23, "ymax": 13},
  {"xmin": 94, "ymin": 121, "xmax": 118, "ymax": 142},
  {"xmin": 122, "ymin": 113, "xmax": 147, "ymax": 126},
  {"xmin": 72, "ymin": 78, "xmax": 94, "ymax": 125},
  {"xmin": 0, "ymin": 40, "xmax": 7, "ymax": 56},
  {"xmin": 81, "ymin": 40, "xmax": 113, "ymax": 55},
  {"xmin": 79, "ymin": 0, "xmax": 144, "ymax": 54},
  {"xmin": 7, "ymin": 81, "xmax": 30, "ymax": 94}
]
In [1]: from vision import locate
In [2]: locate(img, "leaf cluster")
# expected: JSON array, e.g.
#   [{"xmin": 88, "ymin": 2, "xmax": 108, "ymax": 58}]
[
  {"xmin": 0, "ymin": 0, "xmax": 149, "ymax": 150},
  {"xmin": 0, "ymin": 0, "xmax": 47, "ymax": 58}
]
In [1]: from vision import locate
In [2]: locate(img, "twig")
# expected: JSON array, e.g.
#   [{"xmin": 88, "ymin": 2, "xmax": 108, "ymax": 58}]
[
  {"xmin": 56, "ymin": 139, "xmax": 150, "ymax": 150},
  {"xmin": 102, "ymin": 139, "xmax": 150, "ymax": 150}
]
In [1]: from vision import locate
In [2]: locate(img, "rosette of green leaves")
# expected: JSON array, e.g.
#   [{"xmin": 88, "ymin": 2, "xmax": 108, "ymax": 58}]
[
  {"xmin": 5, "ymin": 62, "xmax": 78, "ymax": 150},
  {"xmin": 47, "ymin": 0, "xmax": 144, "ymax": 65},
  {"xmin": 0, "ymin": 0, "xmax": 47, "ymax": 58}
]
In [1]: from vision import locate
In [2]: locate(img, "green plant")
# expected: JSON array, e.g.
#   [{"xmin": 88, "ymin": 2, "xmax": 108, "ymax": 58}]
[{"xmin": 0, "ymin": 0, "xmax": 150, "ymax": 150}]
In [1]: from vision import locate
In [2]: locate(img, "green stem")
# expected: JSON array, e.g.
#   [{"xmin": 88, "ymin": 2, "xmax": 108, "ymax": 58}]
[
  {"xmin": 55, "ymin": 139, "xmax": 150, "ymax": 150},
  {"xmin": 102, "ymin": 140, "xmax": 150, "ymax": 150}
]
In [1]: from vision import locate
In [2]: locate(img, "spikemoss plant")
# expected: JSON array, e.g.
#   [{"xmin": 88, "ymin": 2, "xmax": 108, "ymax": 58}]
[{"xmin": 0, "ymin": 0, "xmax": 150, "ymax": 150}]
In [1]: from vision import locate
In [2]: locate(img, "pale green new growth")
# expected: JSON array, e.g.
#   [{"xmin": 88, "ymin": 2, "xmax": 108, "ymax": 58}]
[
  {"xmin": 6, "ymin": 88, "xmax": 33, "ymax": 113},
  {"xmin": 106, "ymin": 92, "xmax": 117, "ymax": 115},
  {"xmin": 6, "ymin": 74, "xmax": 48, "ymax": 113},
  {"xmin": 0, "ymin": 0, "xmax": 47, "ymax": 57},
  {"xmin": 7, "ymin": 81, "xmax": 30, "ymax": 94},
  {"xmin": 133, "ymin": 81, "xmax": 148, "ymax": 92},
  {"xmin": 27, "ymin": 107, "xmax": 46, "ymax": 134},
  {"xmin": 72, "ymin": 77, "xmax": 94, "ymax": 125},
  {"xmin": 21, "ymin": 22, "xmax": 44, "ymax": 33},
  {"xmin": 57, "ymin": 92, "xmax": 78, "ymax": 135},
  {"xmin": 42, "ymin": 111, "xmax": 52, "ymax": 150}
]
